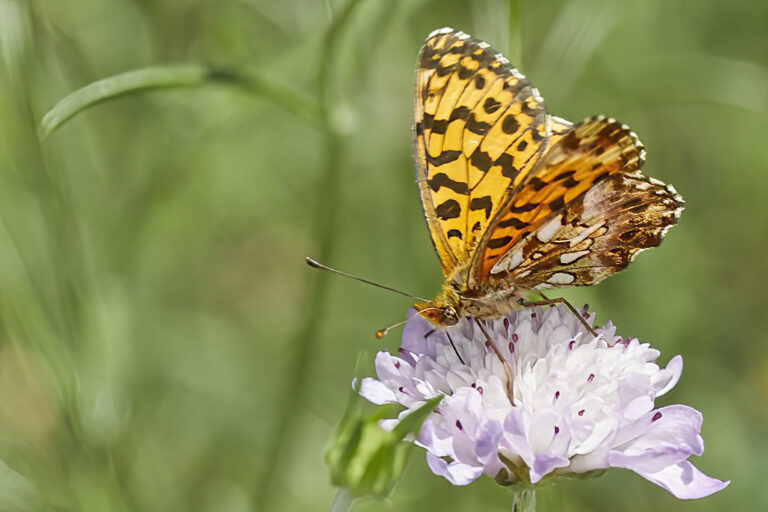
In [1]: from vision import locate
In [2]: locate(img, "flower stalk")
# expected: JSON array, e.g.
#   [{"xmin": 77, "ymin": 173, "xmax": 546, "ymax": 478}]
[{"xmin": 511, "ymin": 487, "xmax": 535, "ymax": 512}]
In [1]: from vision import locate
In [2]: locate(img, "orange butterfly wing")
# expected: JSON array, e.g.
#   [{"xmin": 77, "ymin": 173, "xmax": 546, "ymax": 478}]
[
  {"xmin": 414, "ymin": 28, "xmax": 549, "ymax": 276},
  {"xmin": 469, "ymin": 115, "xmax": 683, "ymax": 289}
]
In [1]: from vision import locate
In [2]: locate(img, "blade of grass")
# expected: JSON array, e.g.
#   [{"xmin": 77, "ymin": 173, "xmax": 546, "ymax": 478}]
[{"xmin": 40, "ymin": 65, "xmax": 323, "ymax": 138}]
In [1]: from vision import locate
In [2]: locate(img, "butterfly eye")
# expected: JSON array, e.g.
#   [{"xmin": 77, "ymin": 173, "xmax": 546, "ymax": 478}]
[{"xmin": 443, "ymin": 307, "xmax": 459, "ymax": 326}]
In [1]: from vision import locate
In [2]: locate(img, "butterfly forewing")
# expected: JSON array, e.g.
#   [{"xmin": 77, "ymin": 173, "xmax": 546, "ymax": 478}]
[{"xmin": 414, "ymin": 28, "xmax": 549, "ymax": 276}]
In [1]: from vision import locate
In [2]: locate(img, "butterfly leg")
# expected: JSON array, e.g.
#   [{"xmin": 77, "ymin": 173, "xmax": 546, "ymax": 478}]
[
  {"xmin": 443, "ymin": 331, "xmax": 466, "ymax": 365},
  {"xmin": 473, "ymin": 318, "xmax": 515, "ymax": 399},
  {"xmin": 521, "ymin": 293, "xmax": 598, "ymax": 337}
]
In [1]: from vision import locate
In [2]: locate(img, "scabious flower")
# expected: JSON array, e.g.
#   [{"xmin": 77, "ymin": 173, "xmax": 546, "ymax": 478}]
[{"xmin": 359, "ymin": 305, "xmax": 728, "ymax": 499}]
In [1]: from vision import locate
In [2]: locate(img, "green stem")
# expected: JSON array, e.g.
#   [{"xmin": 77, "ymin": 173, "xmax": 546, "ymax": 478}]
[
  {"xmin": 508, "ymin": 0, "xmax": 523, "ymax": 68},
  {"xmin": 330, "ymin": 488, "xmax": 354, "ymax": 512},
  {"xmin": 512, "ymin": 488, "xmax": 536, "ymax": 512},
  {"xmin": 253, "ymin": 0, "xmax": 366, "ymax": 509}
]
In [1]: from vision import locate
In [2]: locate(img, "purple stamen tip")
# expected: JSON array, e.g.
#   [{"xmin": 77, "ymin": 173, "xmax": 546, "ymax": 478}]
[
  {"xmin": 587, "ymin": 373, "xmax": 595, "ymax": 383},
  {"xmin": 652, "ymin": 411, "xmax": 662, "ymax": 422},
  {"xmin": 456, "ymin": 420, "xmax": 463, "ymax": 430}
]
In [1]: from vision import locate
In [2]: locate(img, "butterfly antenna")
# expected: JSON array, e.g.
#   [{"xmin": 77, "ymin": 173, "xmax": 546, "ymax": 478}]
[
  {"xmin": 305, "ymin": 257, "xmax": 429, "ymax": 302},
  {"xmin": 375, "ymin": 318, "xmax": 409, "ymax": 339}
]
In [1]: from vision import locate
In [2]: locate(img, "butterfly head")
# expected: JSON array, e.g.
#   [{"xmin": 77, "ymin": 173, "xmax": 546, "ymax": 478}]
[{"xmin": 415, "ymin": 303, "xmax": 460, "ymax": 327}]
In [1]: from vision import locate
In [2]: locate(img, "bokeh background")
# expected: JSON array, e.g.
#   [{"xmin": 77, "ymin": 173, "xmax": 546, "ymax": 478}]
[{"xmin": 1, "ymin": 0, "xmax": 766, "ymax": 510}]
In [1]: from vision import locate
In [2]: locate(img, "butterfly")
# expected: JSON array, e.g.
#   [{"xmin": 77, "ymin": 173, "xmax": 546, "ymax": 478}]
[{"xmin": 412, "ymin": 28, "xmax": 684, "ymax": 328}]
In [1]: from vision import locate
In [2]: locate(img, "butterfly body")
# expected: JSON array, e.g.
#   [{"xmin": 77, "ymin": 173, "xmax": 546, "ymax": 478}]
[
  {"xmin": 417, "ymin": 274, "xmax": 525, "ymax": 327},
  {"xmin": 412, "ymin": 28, "xmax": 684, "ymax": 328}
]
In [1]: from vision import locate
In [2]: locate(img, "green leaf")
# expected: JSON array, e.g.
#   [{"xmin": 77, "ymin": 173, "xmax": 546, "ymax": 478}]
[{"xmin": 325, "ymin": 395, "xmax": 442, "ymax": 499}]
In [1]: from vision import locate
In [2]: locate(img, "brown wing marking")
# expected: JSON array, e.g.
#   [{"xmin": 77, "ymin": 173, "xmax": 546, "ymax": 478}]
[
  {"xmin": 495, "ymin": 173, "xmax": 684, "ymax": 290},
  {"xmin": 414, "ymin": 28, "xmax": 549, "ymax": 276},
  {"xmin": 470, "ymin": 115, "xmax": 646, "ymax": 285}
]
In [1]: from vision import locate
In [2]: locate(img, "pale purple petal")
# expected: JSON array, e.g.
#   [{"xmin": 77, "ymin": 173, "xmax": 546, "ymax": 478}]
[
  {"xmin": 530, "ymin": 454, "xmax": 570, "ymax": 483},
  {"xmin": 634, "ymin": 460, "xmax": 730, "ymax": 499},
  {"xmin": 609, "ymin": 405, "xmax": 704, "ymax": 473},
  {"xmin": 359, "ymin": 377, "xmax": 397, "ymax": 404},
  {"xmin": 426, "ymin": 453, "xmax": 483, "ymax": 486},
  {"xmin": 502, "ymin": 410, "xmax": 534, "ymax": 468},
  {"xmin": 418, "ymin": 419, "xmax": 455, "ymax": 458},
  {"xmin": 654, "ymin": 355, "xmax": 683, "ymax": 396}
]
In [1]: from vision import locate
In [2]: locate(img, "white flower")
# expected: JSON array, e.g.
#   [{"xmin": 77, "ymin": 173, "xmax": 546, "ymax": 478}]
[{"xmin": 359, "ymin": 306, "xmax": 729, "ymax": 499}]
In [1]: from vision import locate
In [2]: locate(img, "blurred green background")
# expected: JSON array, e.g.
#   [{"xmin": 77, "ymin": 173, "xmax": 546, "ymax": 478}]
[{"xmin": 0, "ymin": 0, "xmax": 766, "ymax": 510}]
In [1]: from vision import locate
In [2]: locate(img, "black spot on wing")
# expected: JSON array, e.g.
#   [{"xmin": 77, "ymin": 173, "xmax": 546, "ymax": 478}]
[
  {"xmin": 436, "ymin": 62, "xmax": 458, "ymax": 76},
  {"xmin": 469, "ymin": 148, "xmax": 493, "ymax": 173},
  {"xmin": 428, "ymin": 173, "xmax": 469, "ymax": 194},
  {"xmin": 495, "ymin": 154, "xmax": 518, "ymax": 179},
  {"xmin": 466, "ymin": 113, "xmax": 491, "ymax": 135},
  {"xmin": 422, "ymin": 113, "xmax": 449, "ymax": 135},
  {"xmin": 528, "ymin": 177, "xmax": 546, "ymax": 191},
  {"xmin": 419, "ymin": 46, "xmax": 440, "ymax": 69},
  {"xmin": 549, "ymin": 196, "xmax": 566, "ymax": 211},
  {"xmin": 449, "ymin": 106, "xmax": 470, "ymax": 122},
  {"xmin": 553, "ymin": 170, "xmax": 576, "ymax": 181},
  {"xmin": 427, "ymin": 150, "xmax": 462, "ymax": 166},
  {"xmin": 487, "ymin": 236, "xmax": 512, "ymax": 249},
  {"xmin": 497, "ymin": 217, "xmax": 529, "ymax": 229},
  {"xmin": 521, "ymin": 101, "xmax": 540, "ymax": 116},
  {"xmin": 517, "ymin": 139, "xmax": 528, "ymax": 151},
  {"xmin": 447, "ymin": 229, "xmax": 463, "ymax": 239},
  {"xmin": 484, "ymin": 97, "xmax": 501, "ymax": 114},
  {"xmin": 508, "ymin": 202, "xmax": 537, "ymax": 213},
  {"xmin": 501, "ymin": 114, "xmax": 520, "ymax": 134},
  {"xmin": 436, "ymin": 199, "xmax": 461, "ymax": 220},
  {"xmin": 469, "ymin": 196, "xmax": 493, "ymax": 219},
  {"xmin": 458, "ymin": 66, "xmax": 475, "ymax": 79},
  {"xmin": 562, "ymin": 177, "xmax": 579, "ymax": 188},
  {"xmin": 474, "ymin": 75, "xmax": 486, "ymax": 89}
]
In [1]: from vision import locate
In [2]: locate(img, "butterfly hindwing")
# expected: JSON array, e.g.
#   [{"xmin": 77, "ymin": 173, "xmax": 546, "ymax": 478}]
[
  {"xmin": 414, "ymin": 28, "xmax": 549, "ymax": 276},
  {"xmin": 496, "ymin": 173, "xmax": 683, "ymax": 290},
  {"xmin": 470, "ymin": 115, "xmax": 654, "ymax": 286}
]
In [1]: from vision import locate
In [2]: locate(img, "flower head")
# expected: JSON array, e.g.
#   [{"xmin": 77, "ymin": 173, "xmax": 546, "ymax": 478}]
[{"xmin": 359, "ymin": 306, "xmax": 728, "ymax": 499}]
